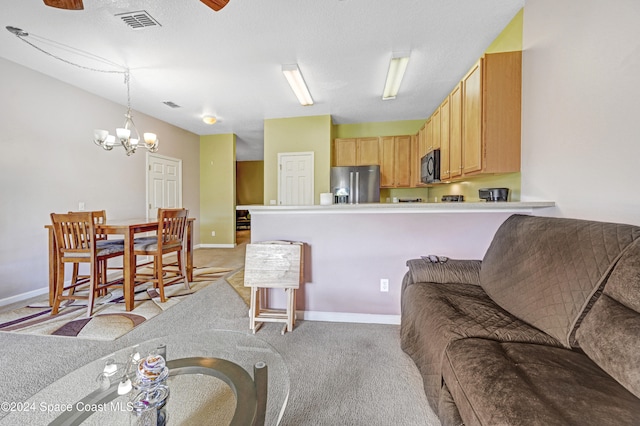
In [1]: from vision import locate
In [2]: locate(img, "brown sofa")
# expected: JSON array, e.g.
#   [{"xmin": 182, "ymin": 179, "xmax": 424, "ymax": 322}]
[{"xmin": 401, "ymin": 214, "xmax": 640, "ymax": 425}]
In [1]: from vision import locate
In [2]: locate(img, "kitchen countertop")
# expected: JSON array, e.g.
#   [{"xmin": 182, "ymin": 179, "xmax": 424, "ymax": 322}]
[{"xmin": 237, "ymin": 201, "xmax": 555, "ymax": 214}]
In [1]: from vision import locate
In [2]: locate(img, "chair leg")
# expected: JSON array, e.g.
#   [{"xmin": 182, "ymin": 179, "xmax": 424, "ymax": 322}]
[
  {"xmin": 179, "ymin": 249, "xmax": 190, "ymax": 290},
  {"xmin": 156, "ymin": 255, "xmax": 166, "ymax": 303},
  {"xmin": 86, "ymin": 262, "xmax": 99, "ymax": 317},
  {"xmin": 51, "ymin": 262, "xmax": 66, "ymax": 315},
  {"xmin": 70, "ymin": 263, "xmax": 79, "ymax": 296}
]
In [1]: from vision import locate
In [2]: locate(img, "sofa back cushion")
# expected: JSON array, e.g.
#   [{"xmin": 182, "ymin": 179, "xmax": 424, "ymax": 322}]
[
  {"xmin": 576, "ymin": 238, "xmax": 640, "ymax": 398},
  {"xmin": 480, "ymin": 214, "xmax": 640, "ymax": 348}
]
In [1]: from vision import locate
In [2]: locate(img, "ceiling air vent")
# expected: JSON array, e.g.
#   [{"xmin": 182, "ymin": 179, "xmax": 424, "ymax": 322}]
[
  {"xmin": 163, "ymin": 101, "xmax": 181, "ymax": 109},
  {"xmin": 115, "ymin": 10, "xmax": 161, "ymax": 30}
]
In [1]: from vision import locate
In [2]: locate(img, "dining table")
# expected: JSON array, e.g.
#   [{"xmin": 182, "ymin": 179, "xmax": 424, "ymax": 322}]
[{"xmin": 46, "ymin": 217, "xmax": 195, "ymax": 312}]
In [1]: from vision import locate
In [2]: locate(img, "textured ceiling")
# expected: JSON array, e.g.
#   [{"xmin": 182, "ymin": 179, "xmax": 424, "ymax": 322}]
[{"xmin": 1, "ymin": 0, "xmax": 524, "ymax": 160}]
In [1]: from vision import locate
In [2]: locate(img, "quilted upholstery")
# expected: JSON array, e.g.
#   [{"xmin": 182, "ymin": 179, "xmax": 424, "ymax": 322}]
[
  {"xmin": 400, "ymin": 275, "xmax": 561, "ymax": 412},
  {"xmin": 443, "ymin": 338, "xmax": 640, "ymax": 425},
  {"xmin": 577, "ymin": 238, "xmax": 640, "ymax": 399},
  {"xmin": 406, "ymin": 258, "xmax": 482, "ymax": 286},
  {"xmin": 480, "ymin": 214, "xmax": 640, "ymax": 348}
]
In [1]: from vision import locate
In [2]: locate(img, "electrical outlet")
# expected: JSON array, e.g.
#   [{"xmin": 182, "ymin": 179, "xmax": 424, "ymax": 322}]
[
  {"xmin": 380, "ymin": 278, "xmax": 389, "ymax": 292},
  {"xmin": 78, "ymin": 202, "xmax": 85, "ymax": 211},
  {"xmin": 211, "ymin": 231, "xmax": 216, "ymax": 237}
]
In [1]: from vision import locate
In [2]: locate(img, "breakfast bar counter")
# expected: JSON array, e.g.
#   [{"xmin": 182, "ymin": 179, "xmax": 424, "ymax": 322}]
[
  {"xmin": 238, "ymin": 201, "xmax": 555, "ymax": 214},
  {"xmin": 237, "ymin": 201, "xmax": 555, "ymax": 325}
]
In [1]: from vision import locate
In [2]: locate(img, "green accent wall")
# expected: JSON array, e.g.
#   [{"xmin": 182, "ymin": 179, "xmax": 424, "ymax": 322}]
[
  {"xmin": 486, "ymin": 9, "xmax": 523, "ymax": 53},
  {"xmin": 334, "ymin": 120, "xmax": 425, "ymax": 139},
  {"xmin": 263, "ymin": 115, "xmax": 332, "ymax": 205},
  {"xmin": 200, "ymin": 134, "xmax": 236, "ymax": 245},
  {"xmin": 429, "ymin": 173, "xmax": 521, "ymax": 202}
]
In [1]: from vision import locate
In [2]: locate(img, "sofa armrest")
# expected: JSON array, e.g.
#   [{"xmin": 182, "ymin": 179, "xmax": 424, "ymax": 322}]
[{"xmin": 405, "ymin": 258, "xmax": 482, "ymax": 286}]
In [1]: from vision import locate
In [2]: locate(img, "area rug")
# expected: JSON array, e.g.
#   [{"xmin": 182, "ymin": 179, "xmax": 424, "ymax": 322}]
[
  {"xmin": 0, "ymin": 267, "xmax": 233, "ymax": 341},
  {"xmin": 225, "ymin": 268, "xmax": 250, "ymax": 306}
]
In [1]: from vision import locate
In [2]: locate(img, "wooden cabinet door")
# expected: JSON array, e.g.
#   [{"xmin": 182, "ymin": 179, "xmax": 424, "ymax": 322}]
[
  {"xmin": 449, "ymin": 83, "xmax": 462, "ymax": 179},
  {"xmin": 380, "ymin": 136, "xmax": 395, "ymax": 187},
  {"xmin": 439, "ymin": 98, "xmax": 450, "ymax": 180},
  {"xmin": 432, "ymin": 108, "xmax": 441, "ymax": 151},
  {"xmin": 425, "ymin": 118, "xmax": 433, "ymax": 153},
  {"xmin": 394, "ymin": 135, "xmax": 412, "ymax": 187},
  {"xmin": 334, "ymin": 138, "xmax": 357, "ymax": 166},
  {"xmin": 462, "ymin": 59, "xmax": 483, "ymax": 174},
  {"xmin": 357, "ymin": 137, "xmax": 381, "ymax": 165},
  {"xmin": 410, "ymin": 134, "xmax": 421, "ymax": 187}
]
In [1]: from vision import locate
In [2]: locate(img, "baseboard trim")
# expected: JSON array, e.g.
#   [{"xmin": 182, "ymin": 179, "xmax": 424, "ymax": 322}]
[
  {"xmin": 0, "ymin": 286, "xmax": 49, "ymax": 307},
  {"xmin": 297, "ymin": 310, "xmax": 400, "ymax": 325},
  {"xmin": 199, "ymin": 244, "xmax": 236, "ymax": 249}
]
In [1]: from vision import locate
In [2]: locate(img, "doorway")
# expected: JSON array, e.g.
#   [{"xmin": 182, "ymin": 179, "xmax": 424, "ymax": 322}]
[
  {"xmin": 277, "ymin": 152, "xmax": 314, "ymax": 205},
  {"xmin": 146, "ymin": 153, "xmax": 183, "ymax": 219}
]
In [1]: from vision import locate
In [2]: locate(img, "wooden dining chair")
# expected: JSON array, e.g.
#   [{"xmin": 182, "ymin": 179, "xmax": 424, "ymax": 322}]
[
  {"xmin": 69, "ymin": 210, "xmax": 124, "ymax": 288},
  {"xmin": 50, "ymin": 212, "xmax": 125, "ymax": 317},
  {"xmin": 133, "ymin": 208, "xmax": 190, "ymax": 302}
]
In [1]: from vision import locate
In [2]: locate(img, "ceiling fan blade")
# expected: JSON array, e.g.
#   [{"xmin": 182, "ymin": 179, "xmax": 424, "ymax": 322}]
[
  {"xmin": 200, "ymin": 0, "xmax": 230, "ymax": 12},
  {"xmin": 43, "ymin": 0, "xmax": 84, "ymax": 10}
]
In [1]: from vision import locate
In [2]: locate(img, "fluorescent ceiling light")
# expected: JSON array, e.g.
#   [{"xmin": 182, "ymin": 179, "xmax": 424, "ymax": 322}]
[
  {"xmin": 282, "ymin": 64, "xmax": 314, "ymax": 106},
  {"xmin": 382, "ymin": 52, "xmax": 410, "ymax": 100}
]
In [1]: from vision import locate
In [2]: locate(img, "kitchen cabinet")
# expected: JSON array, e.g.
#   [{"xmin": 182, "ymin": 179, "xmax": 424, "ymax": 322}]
[
  {"xmin": 439, "ymin": 97, "xmax": 450, "ymax": 180},
  {"xmin": 425, "ymin": 117, "xmax": 433, "ymax": 153},
  {"xmin": 333, "ymin": 137, "xmax": 381, "ymax": 166},
  {"xmin": 461, "ymin": 51, "xmax": 521, "ymax": 175},
  {"xmin": 448, "ymin": 83, "xmax": 462, "ymax": 179},
  {"xmin": 431, "ymin": 108, "xmax": 441, "ymax": 151},
  {"xmin": 380, "ymin": 135, "xmax": 412, "ymax": 188}
]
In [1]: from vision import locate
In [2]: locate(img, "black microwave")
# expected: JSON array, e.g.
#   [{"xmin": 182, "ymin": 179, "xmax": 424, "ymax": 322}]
[{"xmin": 421, "ymin": 149, "xmax": 441, "ymax": 184}]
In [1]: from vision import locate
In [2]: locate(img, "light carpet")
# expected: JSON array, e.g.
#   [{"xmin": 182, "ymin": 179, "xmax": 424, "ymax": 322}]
[{"xmin": 0, "ymin": 267, "xmax": 233, "ymax": 341}]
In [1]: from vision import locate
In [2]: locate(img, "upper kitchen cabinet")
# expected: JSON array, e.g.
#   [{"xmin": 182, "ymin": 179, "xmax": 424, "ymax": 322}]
[
  {"xmin": 448, "ymin": 83, "xmax": 463, "ymax": 179},
  {"xmin": 462, "ymin": 51, "xmax": 521, "ymax": 175},
  {"xmin": 333, "ymin": 137, "xmax": 381, "ymax": 166},
  {"xmin": 439, "ymin": 96, "xmax": 450, "ymax": 180},
  {"xmin": 380, "ymin": 135, "xmax": 412, "ymax": 188}
]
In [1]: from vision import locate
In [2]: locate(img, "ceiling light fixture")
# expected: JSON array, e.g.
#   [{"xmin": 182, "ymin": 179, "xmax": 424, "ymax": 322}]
[
  {"xmin": 6, "ymin": 25, "xmax": 159, "ymax": 156},
  {"xmin": 93, "ymin": 70, "xmax": 159, "ymax": 156},
  {"xmin": 202, "ymin": 115, "xmax": 217, "ymax": 125},
  {"xmin": 382, "ymin": 52, "xmax": 411, "ymax": 100},
  {"xmin": 282, "ymin": 64, "xmax": 314, "ymax": 106}
]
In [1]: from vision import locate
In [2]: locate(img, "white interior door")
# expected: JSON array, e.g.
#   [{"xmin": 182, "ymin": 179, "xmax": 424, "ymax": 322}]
[
  {"xmin": 278, "ymin": 152, "xmax": 314, "ymax": 205},
  {"xmin": 147, "ymin": 153, "xmax": 183, "ymax": 219}
]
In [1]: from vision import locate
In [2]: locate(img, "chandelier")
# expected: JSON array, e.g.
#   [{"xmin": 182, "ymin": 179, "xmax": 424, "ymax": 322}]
[
  {"xmin": 93, "ymin": 70, "xmax": 159, "ymax": 156},
  {"xmin": 6, "ymin": 25, "xmax": 159, "ymax": 157}
]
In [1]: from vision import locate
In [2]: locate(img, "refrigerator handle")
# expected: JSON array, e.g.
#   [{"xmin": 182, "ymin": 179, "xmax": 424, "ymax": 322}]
[
  {"xmin": 349, "ymin": 172, "xmax": 354, "ymax": 204},
  {"xmin": 355, "ymin": 172, "xmax": 360, "ymax": 204}
]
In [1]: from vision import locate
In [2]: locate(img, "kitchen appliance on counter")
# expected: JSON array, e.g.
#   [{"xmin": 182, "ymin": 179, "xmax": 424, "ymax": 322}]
[
  {"xmin": 479, "ymin": 188, "xmax": 509, "ymax": 202},
  {"xmin": 421, "ymin": 149, "xmax": 440, "ymax": 184},
  {"xmin": 330, "ymin": 165, "xmax": 380, "ymax": 204},
  {"xmin": 441, "ymin": 195, "xmax": 465, "ymax": 202}
]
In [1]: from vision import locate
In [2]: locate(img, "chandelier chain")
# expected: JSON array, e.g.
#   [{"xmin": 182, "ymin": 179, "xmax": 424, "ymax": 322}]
[{"xmin": 14, "ymin": 32, "xmax": 126, "ymax": 76}]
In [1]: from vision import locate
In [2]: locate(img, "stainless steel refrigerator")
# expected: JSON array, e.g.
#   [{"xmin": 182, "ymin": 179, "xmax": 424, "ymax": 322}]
[{"xmin": 330, "ymin": 165, "xmax": 380, "ymax": 204}]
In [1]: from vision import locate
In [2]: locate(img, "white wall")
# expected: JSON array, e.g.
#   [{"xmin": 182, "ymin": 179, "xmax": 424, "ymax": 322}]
[
  {"xmin": 0, "ymin": 58, "xmax": 200, "ymax": 303},
  {"xmin": 251, "ymin": 210, "xmax": 531, "ymax": 319},
  {"xmin": 521, "ymin": 0, "xmax": 640, "ymax": 225}
]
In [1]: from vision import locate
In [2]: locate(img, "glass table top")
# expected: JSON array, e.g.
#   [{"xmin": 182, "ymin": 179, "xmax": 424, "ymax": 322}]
[{"xmin": 2, "ymin": 330, "xmax": 289, "ymax": 426}]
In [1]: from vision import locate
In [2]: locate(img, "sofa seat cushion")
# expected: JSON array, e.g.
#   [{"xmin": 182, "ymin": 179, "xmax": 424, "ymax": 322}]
[
  {"xmin": 479, "ymin": 214, "xmax": 640, "ymax": 348},
  {"xmin": 400, "ymin": 279, "xmax": 561, "ymax": 411},
  {"xmin": 442, "ymin": 338, "xmax": 640, "ymax": 426}
]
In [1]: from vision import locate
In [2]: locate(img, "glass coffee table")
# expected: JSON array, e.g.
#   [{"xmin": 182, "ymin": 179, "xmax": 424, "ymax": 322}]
[{"xmin": 2, "ymin": 330, "xmax": 288, "ymax": 425}]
